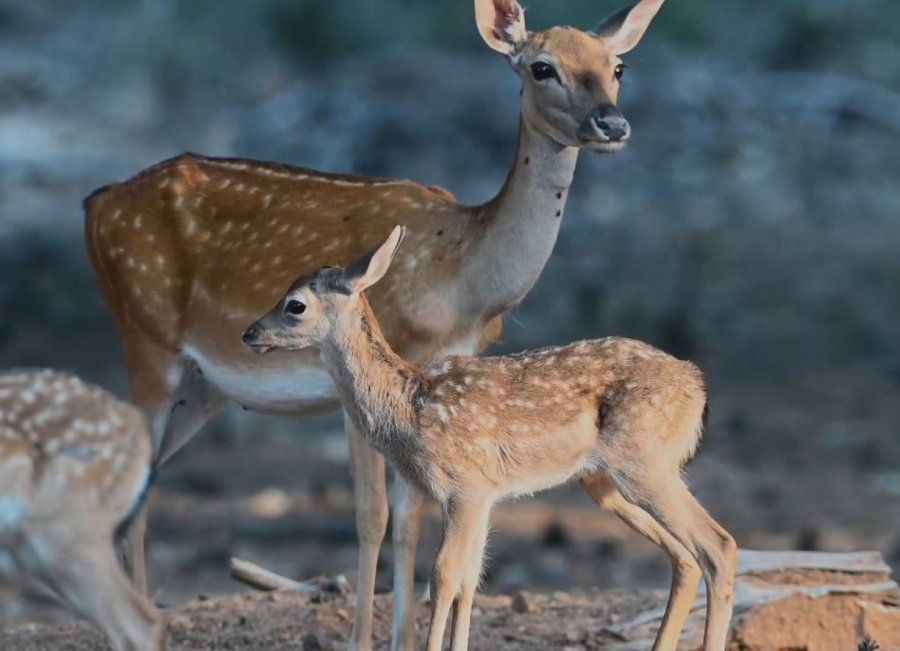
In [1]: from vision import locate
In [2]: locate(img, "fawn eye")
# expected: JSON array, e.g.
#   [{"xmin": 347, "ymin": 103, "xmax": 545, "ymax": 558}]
[
  {"xmin": 286, "ymin": 300, "xmax": 306, "ymax": 316},
  {"xmin": 531, "ymin": 62, "xmax": 558, "ymax": 82},
  {"xmin": 614, "ymin": 64, "xmax": 626, "ymax": 80}
]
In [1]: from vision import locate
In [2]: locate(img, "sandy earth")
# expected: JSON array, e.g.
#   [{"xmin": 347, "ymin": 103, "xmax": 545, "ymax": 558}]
[
  {"xmin": 0, "ymin": 425, "xmax": 898, "ymax": 649},
  {"xmin": 0, "ymin": 589, "xmax": 663, "ymax": 651}
]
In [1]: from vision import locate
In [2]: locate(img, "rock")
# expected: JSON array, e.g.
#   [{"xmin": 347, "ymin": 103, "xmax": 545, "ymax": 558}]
[
  {"xmin": 248, "ymin": 488, "xmax": 292, "ymax": 518},
  {"xmin": 541, "ymin": 521, "xmax": 571, "ymax": 548},
  {"xmin": 563, "ymin": 629, "xmax": 583, "ymax": 644},
  {"xmin": 511, "ymin": 592, "xmax": 537, "ymax": 614},
  {"xmin": 605, "ymin": 550, "xmax": 900, "ymax": 651},
  {"xmin": 301, "ymin": 633, "xmax": 324, "ymax": 651}
]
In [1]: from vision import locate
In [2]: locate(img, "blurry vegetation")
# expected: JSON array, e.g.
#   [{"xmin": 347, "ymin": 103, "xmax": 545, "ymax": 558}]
[
  {"xmin": 1, "ymin": 0, "xmax": 899, "ymax": 467},
  {"xmin": 20, "ymin": 0, "xmax": 892, "ymax": 75}
]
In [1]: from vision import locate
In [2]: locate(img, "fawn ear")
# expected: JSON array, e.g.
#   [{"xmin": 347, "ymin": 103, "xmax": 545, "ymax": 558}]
[
  {"xmin": 343, "ymin": 226, "xmax": 406, "ymax": 295},
  {"xmin": 592, "ymin": 0, "xmax": 664, "ymax": 55},
  {"xmin": 475, "ymin": 0, "xmax": 527, "ymax": 57}
]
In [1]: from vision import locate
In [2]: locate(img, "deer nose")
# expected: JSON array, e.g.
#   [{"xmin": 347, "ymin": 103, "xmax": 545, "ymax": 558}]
[
  {"xmin": 592, "ymin": 113, "xmax": 631, "ymax": 142},
  {"xmin": 242, "ymin": 322, "xmax": 262, "ymax": 345}
]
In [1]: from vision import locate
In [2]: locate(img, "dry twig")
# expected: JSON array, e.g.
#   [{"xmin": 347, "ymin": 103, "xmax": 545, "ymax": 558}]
[{"xmin": 229, "ymin": 557, "xmax": 352, "ymax": 596}]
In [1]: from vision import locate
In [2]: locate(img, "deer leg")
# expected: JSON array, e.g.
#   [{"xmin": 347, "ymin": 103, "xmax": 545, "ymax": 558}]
[
  {"xmin": 115, "ymin": 334, "xmax": 181, "ymax": 593},
  {"xmin": 447, "ymin": 507, "xmax": 491, "ymax": 651},
  {"xmin": 27, "ymin": 524, "xmax": 163, "ymax": 651},
  {"xmin": 120, "ymin": 510, "xmax": 150, "ymax": 596},
  {"xmin": 426, "ymin": 497, "xmax": 489, "ymax": 651},
  {"xmin": 157, "ymin": 359, "xmax": 226, "ymax": 464},
  {"xmin": 346, "ymin": 413, "xmax": 389, "ymax": 651},
  {"xmin": 581, "ymin": 474, "xmax": 702, "ymax": 651},
  {"xmin": 391, "ymin": 475, "xmax": 426, "ymax": 651},
  {"xmin": 120, "ymin": 358, "xmax": 223, "ymax": 594},
  {"xmin": 611, "ymin": 472, "xmax": 737, "ymax": 651}
]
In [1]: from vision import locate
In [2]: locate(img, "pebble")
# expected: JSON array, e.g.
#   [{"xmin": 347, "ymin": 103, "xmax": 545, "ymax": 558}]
[
  {"xmin": 564, "ymin": 630, "xmax": 581, "ymax": 643},
  {"xmin": 249, "ymin": 488, "xmax": 292, "ymax": 518},
  {"xmin": 511, "ymin": 592, "xmax": 537, "ymax": 614}
]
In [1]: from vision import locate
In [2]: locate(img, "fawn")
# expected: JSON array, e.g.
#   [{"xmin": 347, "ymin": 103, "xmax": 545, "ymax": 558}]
[
  {"xmin": 243, "ymin": 227, "xmax": 737, "ymax": 651},
  {"xmin": 0, "ymin": 370, "xmax": 162, "ymax": 651}
]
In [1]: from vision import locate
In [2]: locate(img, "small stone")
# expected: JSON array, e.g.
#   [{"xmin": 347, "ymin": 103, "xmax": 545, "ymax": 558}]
[
  {"xmin": 541, "ymin": 521, "xmax": 571, "ymax": 548},
  {"xmin": 302, "ymin": 633, "xmax": 324, "ymax": 651},
  {"xmin": 564, "ymin": 629, "xmax": 581, "ymax": 644},
  {"xmin": 168, "ymin": 614, "xmax": 191, "ymax": 631},
  {"xmin": 249, "ymin": 488, "xmax": 291, "ymax": 518},
  {"xmin": 511, "ymin": 592, "xmax": 537, "ymax": 614}
]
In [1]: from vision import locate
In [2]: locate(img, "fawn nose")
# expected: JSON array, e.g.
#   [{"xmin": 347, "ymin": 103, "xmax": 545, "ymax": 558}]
[
  {"xmin": 589, "ymin": 105, "xmax": 630, "ymax": 142},
  {"xmin": 242, "ymin": 323, "xmax": 262, "ymax": 345}
]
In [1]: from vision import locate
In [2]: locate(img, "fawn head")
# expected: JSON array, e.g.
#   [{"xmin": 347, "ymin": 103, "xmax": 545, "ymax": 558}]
[
  {"xmin": 476, "ymin": 0, "xmax": 664, "ymax": 152},
  {"xmin": 243, "ymin": 227, "xmax": 405, "ymax": 353}
]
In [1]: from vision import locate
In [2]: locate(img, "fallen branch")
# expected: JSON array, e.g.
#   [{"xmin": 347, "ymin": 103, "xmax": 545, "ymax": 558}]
[{"xmin": 229, "ymin": 557, "xmax": 352, "ymax": 596}]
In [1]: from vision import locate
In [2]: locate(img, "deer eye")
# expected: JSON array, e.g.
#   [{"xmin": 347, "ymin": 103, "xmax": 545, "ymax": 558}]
[
  {"xmin": 285, "ymin": 300, "xmax": 306, "ymax": 316},
  {"xmin": 614, "ymin": 64, "xmax": 626, "ymax": 80},
  {"xmin": 530, "ymin": 62, "xmax": 559, "ymax": 82}
]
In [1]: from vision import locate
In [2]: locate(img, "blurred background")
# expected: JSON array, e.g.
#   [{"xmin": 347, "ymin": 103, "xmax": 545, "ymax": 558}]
[{"xmin": 1, "ymin": 0, "xmax": 899, "ymax": 620}]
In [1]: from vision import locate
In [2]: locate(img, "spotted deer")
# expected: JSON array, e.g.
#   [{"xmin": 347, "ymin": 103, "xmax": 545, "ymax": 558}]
[
  {"xmin": 243, "ymin": 227, "xmax": 737, "ymax": 651},
  {"xmin": 0, "ymin": 370, "xmax": 162, "ymax": 651},
  {"xmin": 83, "ymin": 0, "xmax": 667, "ymax": 648}
]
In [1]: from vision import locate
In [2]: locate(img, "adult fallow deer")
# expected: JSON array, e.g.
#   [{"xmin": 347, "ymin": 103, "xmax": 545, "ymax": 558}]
[{"xmin": 83, "ymin": 1, "xmax": 667, "ymax": 648}]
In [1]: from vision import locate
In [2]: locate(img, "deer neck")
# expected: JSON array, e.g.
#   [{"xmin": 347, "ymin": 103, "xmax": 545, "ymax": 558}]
[
  {"xmin": 463, "ymin": 118, "xmax": 579, "ymax": 319},
  {"xmin": 320, "ymin": 300, "xmax": 422, "ymax": 452}
]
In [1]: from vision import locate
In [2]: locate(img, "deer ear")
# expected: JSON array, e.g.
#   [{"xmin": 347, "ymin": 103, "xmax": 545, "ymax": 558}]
[
  {"xmin": 592, "ymin": 0, "xmax": 664, "ymax": 55},
  {"xmin": 475, "ymin": 0, "xmax": 527, "ymax": 57},
  {"xmin": 343, "ymin": 226, "xmax": 406, "ymax": 295}
]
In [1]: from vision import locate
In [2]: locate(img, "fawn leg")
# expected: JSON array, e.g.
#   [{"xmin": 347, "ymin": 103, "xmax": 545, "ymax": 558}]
[
  {"xmin": 611, "ymin": 472, "xmax": 737, "ymax": 651},
  {"xmin": 448, "ymin": 507, "xmax": 491, "ymax": 651},
  {"xmin": 426, "ymin": 497, "xmax": 488, "ymax": 651},
  {"xmin": 29, "ymin": 525, "xmax": 162, "ymax": 651},
  {"xmin": 346, "ymin": 413, "xmax": 389, "ymax": 651},
  {"xmin": 582, "ymin": 474, "xmax": 701, "ymax": 651}
]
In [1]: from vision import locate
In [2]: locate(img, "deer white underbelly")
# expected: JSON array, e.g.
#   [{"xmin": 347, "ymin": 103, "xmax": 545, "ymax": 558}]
[{"xmin": 182, "ymin": 345, "xmax": 340, "ymax": 415}]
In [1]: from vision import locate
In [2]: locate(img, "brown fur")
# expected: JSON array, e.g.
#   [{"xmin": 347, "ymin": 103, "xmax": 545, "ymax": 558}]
[
  {"xmin": 0, "ymin": 370, "xmax": 162, "ymax": 651},
  {"xmin": 246, "ymin": 227, "xmax": 736, "ymax": 651},
  {"xmin": 82, "ymin": 1, "xmax": 669, "ymax": 648}
]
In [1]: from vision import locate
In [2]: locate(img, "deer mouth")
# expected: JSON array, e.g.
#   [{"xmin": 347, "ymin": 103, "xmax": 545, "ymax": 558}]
[
  {"xmin": 244, "ymin": 342, "xmax": 273, "ymax": 355},
  {"xmin": 587, "ymin": 139, "xmax": 627, "ymax": 154}
]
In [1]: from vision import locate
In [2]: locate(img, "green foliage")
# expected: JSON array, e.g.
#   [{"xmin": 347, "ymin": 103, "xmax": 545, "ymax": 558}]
[{"xmin": 257, "ymin": 0, "xmax": 717, "ymax": 62}]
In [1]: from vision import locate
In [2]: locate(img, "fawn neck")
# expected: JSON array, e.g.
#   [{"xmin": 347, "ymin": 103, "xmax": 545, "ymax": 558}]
[
  {"xmin": 464, "ymin": 118, "xmax": 579, "ymax": 318},
  {"xmin": 320, "ymin": 299, "xmax": 422, "ymax": 451}
]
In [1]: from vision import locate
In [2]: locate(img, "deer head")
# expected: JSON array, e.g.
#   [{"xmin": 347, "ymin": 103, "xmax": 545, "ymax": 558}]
[
  {"xmin": 475, "ymin": 0, "xmax": 664, "ymax": 152},
  {"xmin": 242, "ymin": 226, "xmax": 406, "ymax": 353}
]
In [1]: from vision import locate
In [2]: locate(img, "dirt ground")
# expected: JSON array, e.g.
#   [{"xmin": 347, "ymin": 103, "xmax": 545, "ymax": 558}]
[
  {"xmin": 0, "ymin": 589, "xmax": 661, "ymax": 651},
  {"xmin": 0, "ymin": 415, "xmax": 898, "ymax": 647}
]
